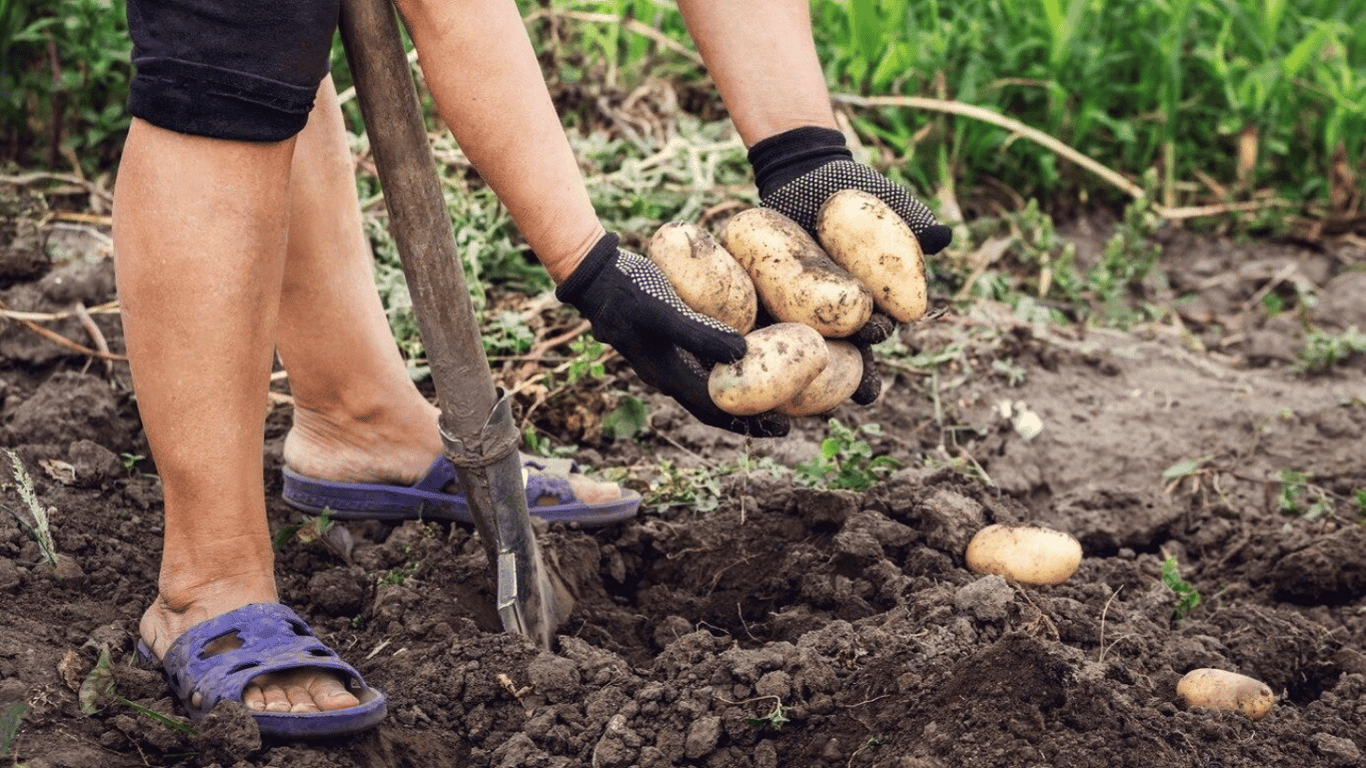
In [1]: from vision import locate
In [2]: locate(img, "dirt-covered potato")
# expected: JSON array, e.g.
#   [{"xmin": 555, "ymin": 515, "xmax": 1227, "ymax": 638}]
[
  {"xmin": 1176, "ymin": 669, "xmax": 1275, "ymax": 721},
  {"xmin": 720, "ymin": 208, "xmax": 873, "ymax": 338},
  {"xmin": 775, "ymin": 340, "xmax": 863, "ymax": 417},
  {"xmin": 708, "ymin": 323, "xmax": 829, "ymax": 416},
  {"xmin": 647, "ymin": 222, "xmax": 758, "ymax": 333},
  {"xmin": 964, "ymin": 524, "xmax": 1082, "ymax": 586},
  {"xmin": 817, "ymin": 189, "xmax": 928, "ymax": 322}
]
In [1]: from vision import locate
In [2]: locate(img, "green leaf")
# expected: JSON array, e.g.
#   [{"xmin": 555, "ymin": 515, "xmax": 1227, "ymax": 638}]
[
  {"xmin": 0, "ymin": 701, "xmax": 24, "ymax": 756},
  {"xmin": 601, "ymin": 396, "xmax": 648, "ymax": 441},
  {"xmin": 1161, "ymin": 455, "xmax": 1214, "ymax": 481},
  {"xmin": 78, "ymin": 647, "xmax": 114, "ymax": 716},
  {"xmin": 848, "ymin": 0, "xmax": 882, "ymax": 62},
  {"xmin": 1281, "ymin": 21, "xmax": 1335, "ymax": 79}
]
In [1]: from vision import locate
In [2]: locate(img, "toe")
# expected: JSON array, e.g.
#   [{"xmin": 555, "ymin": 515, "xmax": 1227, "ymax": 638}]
[
  {"xmin": 310, "ymin": 677, "xmax": 362, "ymax": 712},
  {"xmin": 563, "ymin": 473, "xmax": 623, "ymax": 505}
]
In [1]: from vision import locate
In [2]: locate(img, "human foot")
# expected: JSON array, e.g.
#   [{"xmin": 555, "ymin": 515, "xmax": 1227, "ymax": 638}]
[
  {"xmin": 282, "ymin": 401, "xmax": 638, "ymax": 524},
  {"xmin": 140, "ymin": 593, "xmax": 383, "ymax": 732}
]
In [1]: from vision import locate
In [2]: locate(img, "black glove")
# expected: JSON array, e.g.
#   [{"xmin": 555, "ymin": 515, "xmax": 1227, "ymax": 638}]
[
  {"xmin": 749, "ymin": 126, "xmax": 953, "ymax": 254},
  {"xmin": 750, "ymin": 127, "xmax": 952, "ymax": 405},
  {"xmin": 557, "ymin": 233, "xmax": 790, "ymax": 438}
]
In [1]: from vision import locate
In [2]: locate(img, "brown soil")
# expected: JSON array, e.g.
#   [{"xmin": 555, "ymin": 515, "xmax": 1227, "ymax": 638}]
[{"xmin": 2, "ymin": 188, "xmax": 1366, "ymax": 767}]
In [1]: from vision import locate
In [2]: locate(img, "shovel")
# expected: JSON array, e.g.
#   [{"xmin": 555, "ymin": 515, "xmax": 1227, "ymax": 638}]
[{"xmin": 337, "ymin": 0, "xmax": 571, "ymax": 649}]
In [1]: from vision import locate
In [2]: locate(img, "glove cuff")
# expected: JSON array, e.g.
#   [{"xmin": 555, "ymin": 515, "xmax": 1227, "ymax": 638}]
[
  {"xmin": 748, "ymin": 126, "xmax": 853, "ymax": 197},
  {"xmin": 555, "ymin": 231, "xmax": 620, "ymax": 306}
]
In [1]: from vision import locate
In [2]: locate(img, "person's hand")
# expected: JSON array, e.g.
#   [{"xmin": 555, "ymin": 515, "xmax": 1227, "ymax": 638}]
[
  {"xmin": 556, "ymin": 233, "xmax": 790, "ymax": 438},
  {"xmin": 748, "ymin": 126, "xmax": 952, "ymax": 404}
]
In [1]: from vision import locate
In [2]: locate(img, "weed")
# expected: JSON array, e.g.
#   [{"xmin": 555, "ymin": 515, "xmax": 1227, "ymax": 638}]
[
  {"xmin": 118, "ymin": 453, "xmax": 143, "ymax": 472},
  {"xmin": 796, "ymin": 420, "xmax": 902, "ymax": 492},
  {"xmin": 78, "ymin": 647, "xmax": 114, "ymax": 716},
  {"xmin": 271, "ymin": 508, "xmax": 354, "ymax": 563},
  {"xmin": 482, "ymin": 310, "xmax": 535, "ymax": 358},
  {"xmin": 850, "ymin": 735, "xmax": 885, "ymax": 763},
  {"xmin": 379, "ymin": 562, "xmax": 418, "ymax": 587},
  {"xmin": 1161, "ymin": 455, "xmax": 1216, "ymax": 494},
  {"xmin": 116, "ymin": 697, "xmax": 195, "ymax": 736},
  {"xmin": 1277, "ymin": 468, "xmax": 1331, "ymax": 520},
  {"xmin": 646, "ymin": 460, "xmax": 723, "ymax": 514},
  {"xmin": 521, "ymin": 429, "xmax": 579, "ymax": 460},
  {"xmin": 0, "ymin": 702, "xmax": 22, "ymax": 760},
  {"xmin": 745, "ymin": 699, "xmax": 790, "ymax": 731},
  {"xmin": 564, "ymin": 337, "xmax": 608, "ymax": 387},
  {"xmin": 1084, "ymin": 179, "xmax": 1165, "ymax": 327},
  {"xmin": 991, "ymin": 358, "xmax": 1027, "ymax": 386},
  {"xmin": 600, "ymin": 395, "xmax": 649, "ymax": 441},
  {"xmin": 1356, "ymin": 489, "xmax": 1366, "ymax": 515},
  {"xmin": 1161, "ymin": 555, "xmax": 1202, "ymax": 621},
  {"xmin": 1, "ymin": 449, "xmax": 57, "ymax": 569},
  {"xmin": 1295, "ymin": 325, "xmax": 1366, "ymax": 374}
]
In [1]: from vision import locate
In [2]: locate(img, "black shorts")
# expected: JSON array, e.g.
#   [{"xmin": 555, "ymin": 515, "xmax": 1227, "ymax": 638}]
[{"xmin": 126, "ymin": 0, "xmax": 340, "ymax": 142}]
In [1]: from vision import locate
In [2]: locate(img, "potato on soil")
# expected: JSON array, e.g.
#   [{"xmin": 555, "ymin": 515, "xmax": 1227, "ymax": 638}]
[
  {"xmin": 775, "ymin": 340, "xmax": 863, "ymax": 417},
  {"xmin": 817, "ymin": 189, "xmax": 928, "ymax": 322},
  {"xmin": 1176, "ymin": 669, "xmax": 1275, "ymax": 721},
  {"xmin": 708, "ymin": 323, "xmax": 829, "ymax": 416},
  {"xmin": 720, "ymin": 208, "xmax": 873, "ymax": 338},
  {"xmin": 647, "ymin": 222, "xmax": 758, "ymax": 333},
  {"xmin": 964, "ymin": 524, "xmax": 1082, "ymax": 586}
]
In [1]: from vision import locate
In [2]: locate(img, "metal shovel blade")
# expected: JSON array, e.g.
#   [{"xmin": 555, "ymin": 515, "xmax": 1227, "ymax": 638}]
[{"xmin": 337, "ymin": 0, "xmax": 571, "ymax": 647}]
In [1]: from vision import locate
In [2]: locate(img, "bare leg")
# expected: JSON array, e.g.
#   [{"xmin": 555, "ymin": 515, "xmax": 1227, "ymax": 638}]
[
  {"xmin": 115, "ymin": 118, "xmax": 358, "ymax": 714},
  {"xmin": 676, "ymin": 0, "xmax": 838, "ymax": 145},
  {"xmin": 277, "ymin": 78, "xmax": 623, "ymax": 505},
  {"xmin": 392, "ymin": 0, "xmax": 604, "ymax": 281}
]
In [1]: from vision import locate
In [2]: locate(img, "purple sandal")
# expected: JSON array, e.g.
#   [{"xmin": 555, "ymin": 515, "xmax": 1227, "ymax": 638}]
[
  {"xmin": 281, "ymin": 454, "xmax": 641, "ymax": 527},
  {"xmin": 137, "ymin": 603, "xmax": 386, "ymax": 739}
]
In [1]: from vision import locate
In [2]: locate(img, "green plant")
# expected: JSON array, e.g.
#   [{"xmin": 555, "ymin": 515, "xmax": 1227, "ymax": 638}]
[
  {"xmin": 600, "ymin": 395, "xmax": 648, "ymax": 441},
  {"xmin": 0, "ymin": 701, "xmax": 23, "ymax": 761},
  {"xmin": 745, "ymin": 698, "xmax": 789, "ymax": 731},
  {"xmin": 1295, "ymin": 325, "xmax": 1366, "ymax": 373},
  {"xmin": 795, "ymin": 420, "xmax": 902, "ymax": 492},
  {"xmin": 1161, "ymin": 555, "xmax": 1202, "ymax": 621},
  {"xmin": 482, "ymin": 310, "xmax": 535, "ymax": 358},
  {"xmin": 564, "ymin": 336, "xmax": 608, "ymax": 386},
  {"xmin": 271, "ymin": 508, "xmax": 353, "ymax": 563},
  {"xmin": 379, "ymin": 561, "xmax": 418, "ymax": 586},
  {"xmin": 1, "ymin": 449, "xmax": 57, "ymax": 569},
  {"xmin": 1277, "ymin": 468, "xmax": 1331, "ymax": 520},
  {"xmin": 1, "ymin": 0, "xmax": 133, "ymax": 174},
  {"xmin": 78, "ymin": 646, "xmax": 114, "ymax": 716},
  {"xmin": 118, "ymin": 453, "xmax": 143, "ymax": 472},
  {"xmin": 116, "ymin": 697, "xmax": 195, "ymax": 736},
  {"xmin": 646, "ymin": 460, "xmax": 723, "ymax": 514}
]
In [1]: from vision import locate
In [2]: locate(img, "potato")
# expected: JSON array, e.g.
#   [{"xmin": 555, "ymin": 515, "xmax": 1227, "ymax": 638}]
[
  {"xmin": 647, "ymin": 222, "xmax": 758, "ymax": 333},
  {"xmin": 720, "ymin": 208, "xmax": 873, "ymax": 338},
  {"xmin": 708, "ymin": 323, "xmax": 829, "ymax": 416},
  {"xmin": 1176, "ymin": 669, "xmax": 1275, "ymax": 721},
  {"xmin": 964, "ymin": 524, "xmax": 1082, "ymax": 586},
  {"xmin": 775, "ymin": 340, "xmax": 863, "ymax": 417},
  {"xmin": 816, "ymin": 189, "xmax": 928, "ymax": 322}
]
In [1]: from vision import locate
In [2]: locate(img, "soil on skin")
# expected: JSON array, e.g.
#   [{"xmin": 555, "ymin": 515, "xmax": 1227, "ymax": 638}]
[{"xmin": 2, "ymin": 190, "xmax": 1366, "ymax": 768}]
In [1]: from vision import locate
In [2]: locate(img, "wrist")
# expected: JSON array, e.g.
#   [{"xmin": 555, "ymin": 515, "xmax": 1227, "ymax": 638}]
[
  {"xmin": 748, "ymin": 126, "xmax": 853, "ymax": 197},
  {"xmin": 554, "ymin": 232, "xmax": 619, "ymax": 306}
]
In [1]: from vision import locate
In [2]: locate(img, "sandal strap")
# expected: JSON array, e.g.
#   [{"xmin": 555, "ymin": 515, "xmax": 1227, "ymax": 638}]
[{"xmin": 161, "ymin": 603, "xmax": 371, "ymax": 715}]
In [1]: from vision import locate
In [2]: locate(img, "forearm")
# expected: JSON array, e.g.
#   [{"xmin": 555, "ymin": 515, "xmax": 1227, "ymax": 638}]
[
  {"xmin": 394, "ymin": 0, "xmax": 602, "ymax": 281},
  {"xmin": 677, "ymin": 0, "xmax": 837, "ymax": 145}
]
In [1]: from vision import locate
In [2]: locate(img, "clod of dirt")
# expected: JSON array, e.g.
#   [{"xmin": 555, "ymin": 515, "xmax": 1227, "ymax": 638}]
[
  {"xmin": 3, "ymin": 371, "xmax": 123, "ymax": 448},
  {"xmin": 191, "ymin": 700, "xmax": 261, "ymax": 765},
  {"xmin": 1268, "ymin": 526, "xmax": 1366, "ymax": 604},
  {"xmin": 66, "ymin": 438, "xmax": 124, "ymax": 487}
]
